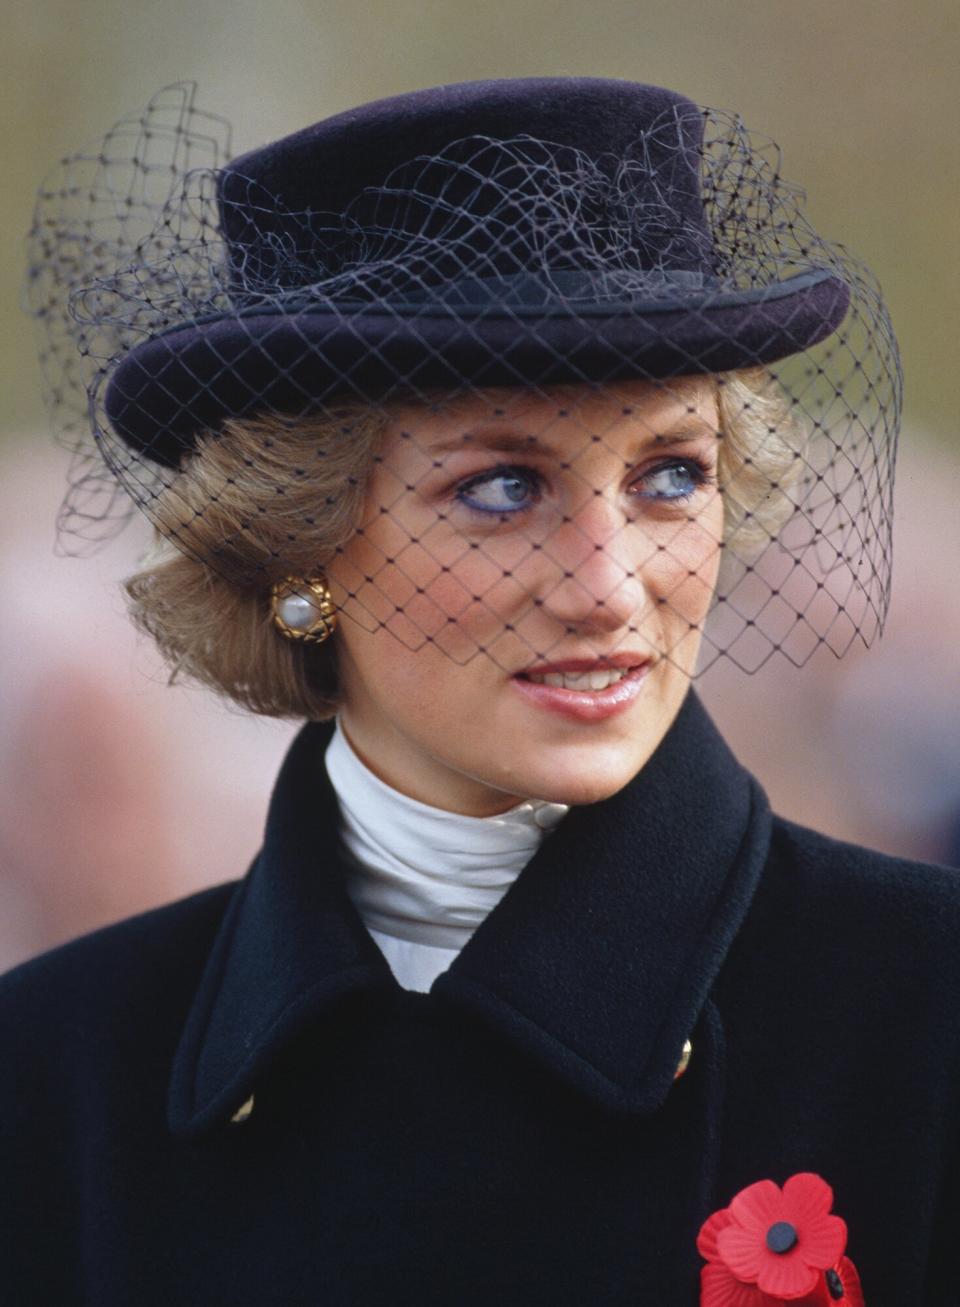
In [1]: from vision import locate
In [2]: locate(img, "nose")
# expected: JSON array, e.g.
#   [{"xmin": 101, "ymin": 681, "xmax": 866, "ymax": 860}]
[{"xmin": 537, "ymin": 494, "xmax": 651, "ymax": 634}]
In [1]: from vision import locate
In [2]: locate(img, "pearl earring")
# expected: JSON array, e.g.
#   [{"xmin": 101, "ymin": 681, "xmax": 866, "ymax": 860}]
[{"xmin": 271, "ymin": 575, "xmax": 337, "ymax": 644}]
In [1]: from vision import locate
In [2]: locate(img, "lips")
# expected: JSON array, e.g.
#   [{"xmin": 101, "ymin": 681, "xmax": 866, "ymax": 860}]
[
  {"xmin": 517, "ymin": 650, "xmax": 653, "ymax": 674},
  {"xmin": 511, "ymin": 655, "xmax": 653, "ymax": 722}
]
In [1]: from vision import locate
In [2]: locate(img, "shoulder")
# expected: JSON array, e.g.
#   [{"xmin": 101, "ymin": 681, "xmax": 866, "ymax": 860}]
[
  {"xmin": 767, "ymin": 814, "xmax": 960, "ymax": 926},
  {"xmin": 0, "ymin": 881, "xmax": 237, "ymax": 1057},
  {"xmin": 743, "ymin": 814, "xmax": 960, "ymax": 1003},
  {"xmin": 718, "ymin": 815, "xmax": 960, "ymax": 1107},
  {"xmin": 0, "ymin": 882, "xmax": 243, "ymax": 1254}
]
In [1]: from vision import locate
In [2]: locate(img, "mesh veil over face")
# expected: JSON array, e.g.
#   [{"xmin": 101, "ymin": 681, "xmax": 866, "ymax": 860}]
[{"xmin": 26, "ymin": 80, "xmax": 901, "ymax": 677}]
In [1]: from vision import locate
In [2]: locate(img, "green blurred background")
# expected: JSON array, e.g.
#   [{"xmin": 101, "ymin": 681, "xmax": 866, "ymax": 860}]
[{"xmin": 5, "ymin": 0, "xmax": 958, "ymax": 443}]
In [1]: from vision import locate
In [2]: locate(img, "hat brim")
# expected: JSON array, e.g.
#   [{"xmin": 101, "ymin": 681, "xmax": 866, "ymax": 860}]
[{"xmin": 104, "ymin": 270, "xmax": 849, "ymax": 468}]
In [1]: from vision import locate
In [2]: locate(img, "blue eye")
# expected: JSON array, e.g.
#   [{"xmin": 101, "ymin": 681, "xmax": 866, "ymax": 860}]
[
  {"xmin": 636, "ymin": 460, "xmax": 708, "ymax": 501},
  {"xmin": 457, "ymin": 466, "xmax": 541, "ymax": 514}
]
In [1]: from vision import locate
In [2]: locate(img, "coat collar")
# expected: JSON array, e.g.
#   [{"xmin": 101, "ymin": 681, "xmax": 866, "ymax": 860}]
[{"xmin": 168, "ymin": 691, "xmax": 771, "ymax": 1136}]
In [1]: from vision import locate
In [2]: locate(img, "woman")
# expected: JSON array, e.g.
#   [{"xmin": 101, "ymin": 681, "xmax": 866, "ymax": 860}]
[{"xmin": 4, "ymin": 78, "xmax": 956, "ymax": 1306}]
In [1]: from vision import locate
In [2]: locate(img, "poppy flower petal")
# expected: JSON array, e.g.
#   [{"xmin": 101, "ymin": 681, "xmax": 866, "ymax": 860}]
[
  {"xmin": 832, "ymin": 1257, "xmax": 865, "ymax": 1307},
  {"xmin": 701, "ymin": 1261, "xmax": 782, "ymax": 1307},
  {"xmin": 756, "ymin": 1254, "xmax": 819, "ymax": 1300},
  {"xmin": 789, "ymin": 1278, "xmax": 831, "ymax": 1307},
  {"xmin": 729, "ymin": 1179, "xmax": 787, "ymax": 1233},
  {"xmin": 716, "ymin": 1223, "xmax": 769, "ymax": 1280},
  {"xmin": 698, "ymin": 1207, "xmax": 735, "ymax": 1261},
  {"xmin": 782, "ymin": 1173, "xmax": 834, "ymax": 1225},
  {"xmin": 800, "ymin": 1215, "xmax": 847, "ymax": 1270}
]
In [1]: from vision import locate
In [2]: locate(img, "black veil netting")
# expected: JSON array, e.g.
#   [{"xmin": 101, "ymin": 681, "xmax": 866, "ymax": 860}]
[{"xmin": 26, "ymin": 81, "xmax": 901, "ymax": 675}]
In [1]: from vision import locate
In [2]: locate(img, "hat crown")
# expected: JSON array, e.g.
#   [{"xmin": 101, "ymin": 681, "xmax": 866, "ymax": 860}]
[{"xmin": 218, "ymin": 78, "xmax": 712, "ymax": 295}]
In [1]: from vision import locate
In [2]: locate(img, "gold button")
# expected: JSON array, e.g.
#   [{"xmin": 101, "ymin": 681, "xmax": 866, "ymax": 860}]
[
  {"xmin": 230, "ymin": 1093, "xmax": 255, "ymax": 1124},
  {"xmin": 674, "ymin": 1039, "xmax": 693, "ymax": 1080}
]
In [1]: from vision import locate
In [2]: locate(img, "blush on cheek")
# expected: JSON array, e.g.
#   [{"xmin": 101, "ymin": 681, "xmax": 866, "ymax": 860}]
[
  {"xmin": 412, "ymin": 572, "xmax": 502, "ymax": 660},
  {"xmin": 392, "ymin": 580, "xmax": 473, "ymax": 653},
  {"xmin": 375, "ymin": 538, "xmax": 529, "ymax": 660},
  {"xmin": 645, "ymin": 515, "xmax": 723, "ymax": 659}
]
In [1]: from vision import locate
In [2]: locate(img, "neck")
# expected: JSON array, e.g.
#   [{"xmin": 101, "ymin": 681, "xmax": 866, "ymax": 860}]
[
  {"xmin": 336, "ymin": 710, "xmax": 527, "ymax": 816},
  {"xmin": 325, "ymin": 718, "xmax": 568, "ymax": 949}
]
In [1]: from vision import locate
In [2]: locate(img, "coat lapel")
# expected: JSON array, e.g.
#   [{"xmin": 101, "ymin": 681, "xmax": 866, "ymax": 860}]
[
  {"xmin": 168, "ymin": 690, "xmax": 770, "ymax": 1137},
  {"xmin": 167, "ymin": 720, "xmax": 392, "ymax": 1136},
  {"xmin": 435, "ymin": 691, "xmax": 771, "ymax": 1112}
]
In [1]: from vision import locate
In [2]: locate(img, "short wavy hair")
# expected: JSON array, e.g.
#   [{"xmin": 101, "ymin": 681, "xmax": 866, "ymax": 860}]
[{"xmin": 125, "ymin": 369, "xmax": 806, "ymax": 720}]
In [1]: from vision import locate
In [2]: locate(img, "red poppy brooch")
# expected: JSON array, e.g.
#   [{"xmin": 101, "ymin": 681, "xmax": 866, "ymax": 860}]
[{"xmin": 697, "ymin": 1173, "xmax": 864, "ymax": 1305}]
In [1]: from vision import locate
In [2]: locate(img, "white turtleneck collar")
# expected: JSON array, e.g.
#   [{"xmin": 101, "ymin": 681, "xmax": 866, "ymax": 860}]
[{"xmin": 324, "ymin": 718, "xmax": 568, "ymax": 992}]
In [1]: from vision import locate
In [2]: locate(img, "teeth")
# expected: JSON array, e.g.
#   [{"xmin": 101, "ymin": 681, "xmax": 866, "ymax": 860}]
[{"xmin": 527, "ymin": 668, "xmax": 631, "ymax": 690}]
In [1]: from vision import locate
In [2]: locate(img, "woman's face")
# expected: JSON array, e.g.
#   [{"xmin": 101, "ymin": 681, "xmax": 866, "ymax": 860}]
[{"xmin": 327, "ymin": 378, "xmax": 724, "ymax": 814}]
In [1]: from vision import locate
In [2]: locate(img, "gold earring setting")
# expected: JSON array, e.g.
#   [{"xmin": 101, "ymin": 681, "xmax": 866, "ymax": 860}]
[{"xmin": 271, "ymin": 575, "xmax": 337, "ymax": 644}]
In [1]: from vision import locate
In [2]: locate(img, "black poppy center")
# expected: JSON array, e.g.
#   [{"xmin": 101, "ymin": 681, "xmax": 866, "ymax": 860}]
[
  {"xmin": 765, "ymin": 1221, "xmax": 799, "ymax": 1254},
  {"xmin": 825, "ymin": 1267, "xmax": 845, "ymax": 1299}
]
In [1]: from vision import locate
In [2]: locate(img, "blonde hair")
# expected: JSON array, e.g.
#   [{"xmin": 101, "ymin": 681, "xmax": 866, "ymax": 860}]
[
  {"xmin": 125, "ymin": 405, "xmax": 384, "ymax": 720},
  {"xmin": 125, "ymin": 371, "xmax": 805, "ymax": 719},
  {"xmin": 716, "ymin": 367, "xmax": 806, "ymax": 551}
]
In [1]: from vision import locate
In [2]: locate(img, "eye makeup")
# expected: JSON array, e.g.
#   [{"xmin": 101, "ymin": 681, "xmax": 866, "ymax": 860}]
[{"xmin": 450, "ymin": 449, "xmax": 716, "ymax": 522}]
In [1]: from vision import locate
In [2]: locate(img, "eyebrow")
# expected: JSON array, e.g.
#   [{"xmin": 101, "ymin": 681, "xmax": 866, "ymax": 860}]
[
  {"xmin": 428, "ymin": 430, "xmax": 551, "ymax": 455},
  {"xmin": 424, "ymin": 416, "xmax": 718, "ymax": 456}
]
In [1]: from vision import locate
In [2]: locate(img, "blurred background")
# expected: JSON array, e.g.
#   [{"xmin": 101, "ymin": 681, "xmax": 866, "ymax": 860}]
[{"xmin": 2, "ymin": 0, "xmax": 958, "ymax": 970}]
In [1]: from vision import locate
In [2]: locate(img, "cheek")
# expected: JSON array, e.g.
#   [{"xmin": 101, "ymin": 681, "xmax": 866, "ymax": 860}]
[
  {"xmin": 646, "ymin": 498, "xmax": 724, "ymax": 624},
  {"xmin": 332, "ymin": 517, "xmax": 537, "ymax": 658},
  {"xmin": 334, "ymin": 589, "xmax": 500, "ymax": 745}
]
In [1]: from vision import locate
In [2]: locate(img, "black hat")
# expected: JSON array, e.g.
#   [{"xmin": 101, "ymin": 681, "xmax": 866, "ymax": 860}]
[{"xmin": 96, "ymin": 78, "xmax": 850, "ymax": 469}]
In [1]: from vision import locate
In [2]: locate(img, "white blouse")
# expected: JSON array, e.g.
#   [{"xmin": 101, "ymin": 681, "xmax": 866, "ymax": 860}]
[{"xmin": 325, "ymin": 719, "xmax": 568, "ymax": 992}]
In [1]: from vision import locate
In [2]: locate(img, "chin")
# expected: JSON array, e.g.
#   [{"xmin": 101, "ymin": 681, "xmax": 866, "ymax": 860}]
[
  {"xmin": 510, "ymin": 751, "xmax": 648, "ymax": 808},
  {"xmin": 497, "ymin": 681, "xmax": 690, "ymax": 806}
]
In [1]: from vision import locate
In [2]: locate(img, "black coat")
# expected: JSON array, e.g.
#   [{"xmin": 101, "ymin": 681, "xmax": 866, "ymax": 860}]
[{"xmin": 2, "ymin": 692, "xmax": 958, "ymax": 1306}]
